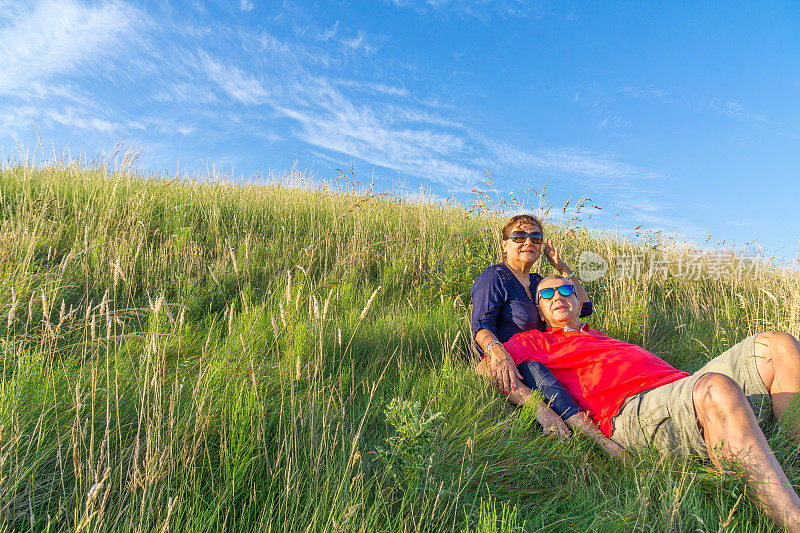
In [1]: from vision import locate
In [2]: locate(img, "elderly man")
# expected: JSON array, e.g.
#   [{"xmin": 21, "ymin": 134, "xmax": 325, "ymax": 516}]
[{"xmin": 500, "ymin": 275, "xmax": 800, "ymax": 531}]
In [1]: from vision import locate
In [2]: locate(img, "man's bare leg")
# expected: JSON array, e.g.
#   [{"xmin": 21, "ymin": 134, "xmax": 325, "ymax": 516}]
[
  {"xmin": 694, "ymin": 372, "xmax": 800, "ymax": 532},
  {"xmin": 753, "ymin": 331, "xmax": 800, "ymax": 427}
]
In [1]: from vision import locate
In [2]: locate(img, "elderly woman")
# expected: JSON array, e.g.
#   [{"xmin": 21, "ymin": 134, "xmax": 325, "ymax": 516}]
[{"xmin": 472, "ymin": 214, "xmax": 626, "ymax": 458}]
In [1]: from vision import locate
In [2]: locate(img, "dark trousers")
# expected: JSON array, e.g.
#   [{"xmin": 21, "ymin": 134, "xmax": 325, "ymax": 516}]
[{"xmin": 517, "ymin": 360, "xmax": 580, "ymax": 420}]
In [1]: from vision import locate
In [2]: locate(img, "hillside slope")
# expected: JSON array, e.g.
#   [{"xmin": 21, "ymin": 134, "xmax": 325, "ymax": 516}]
[{"xmin": 1, "ymin": 163, "xmax": 798, "ymax": 532}]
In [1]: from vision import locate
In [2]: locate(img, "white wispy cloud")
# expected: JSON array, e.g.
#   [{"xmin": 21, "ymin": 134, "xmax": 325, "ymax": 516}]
[
  {"xmin": 0, "ymin": 0, "xmax": 142, "ymax": 94},
  {"xmin": 47, "ymin": 107, "xmax": 123, "ymax": 134},
  {"xmin": 200, "ymin": 53, "xmax": 271, "ymax": 105},
  {"xmin": 191, "ymin": 24, "xmax": 662, "ymax": 192},
  {"xmin": 620, "ymin": 87, "xmax": 669, "ymax": 101},
  {"xmin": 152, "ymin": 81, "xmax": 218, "ymax": 105},
  {"xmin": 342, "ymin": 30, "xmax": 375, "ymax": 53},
  {"xmin": 365, "ymin": 82, "xmax": 407, "ymax": 97},
  {"xmin": 712, "ymin": 99, "xmax": 774, "ymax": 126},
  {"xmin": 333, "ymin": 78, "xmax": 409, "ymax": 97},
  {"xmin": 239, "ymin": 0, "xmax": 254, "ymax": 12},
  {"xmin": 401, "ymin": 187, "xmax": 451, "ymax": 205},
  {"xmin": 319, "ymin": 21, "xmax": 338, "ymax": 41},
  {"xmin": 270, "ymin": 76, "xmax": 479, "ymax": 188},
  {"xmin": 490, "ymin": 142, "xmax": 656, "ymax": 181},
  {"xmin": 618, "ymin": 198, "xmax": 662, "ymax": 214},
  {"xmin": 193, "ymin": 28, "xmax": 481, "ymax": 188},
  {"xmin": 387, "ymin": 0, "xmax": 529, "ymax": 18},
  {"xmin": 615, "ymin": 197, "xmax": 708, "ymax": 242},
  {"xmin": 597, "ymin": 116, "xmax": 627, "ymax": 129},
  {"xmin": 0, "ymin": 100, "xmax": 149, "ymax": 144}
]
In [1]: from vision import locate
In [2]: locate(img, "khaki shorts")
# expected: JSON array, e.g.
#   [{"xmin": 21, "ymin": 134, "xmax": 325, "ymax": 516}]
[{"xmin": 610, "ymin": 334, "xmax": 772, "ymax": 458}]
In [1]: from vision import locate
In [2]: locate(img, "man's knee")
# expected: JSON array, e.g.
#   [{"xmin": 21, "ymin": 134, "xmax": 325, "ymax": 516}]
[
  {"xmin": 693, "ymin": 372, "xmax": 748, "ymax": 416},
  {"xmin": 755, "ymin": 332, "xmax": 795, "ymax": 390},
  {"xmin": 757, "ymin": 331, "xmax": 800, "ymax": 355}
]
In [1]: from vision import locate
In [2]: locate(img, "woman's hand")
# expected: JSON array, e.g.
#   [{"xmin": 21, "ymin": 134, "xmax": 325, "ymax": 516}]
[
  {"xmin": 542, "ymin": 237, "xmax": 592, "ymax": 306},
  {"xmin": 542, "ymin": 237, "xmax": 570, "ymax": 276},
  {"xmin": 534, "ymin": 403, "xmax": 571, "ymax": 437},
  {"xmin": 487, "ymin": 347, "xmax": 523, "ymax": 394}
]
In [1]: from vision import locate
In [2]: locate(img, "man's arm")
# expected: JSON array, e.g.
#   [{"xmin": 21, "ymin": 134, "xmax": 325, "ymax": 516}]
[{"xmin": 474, "ymin": 355, "xmax": 570, "ymax": 437}]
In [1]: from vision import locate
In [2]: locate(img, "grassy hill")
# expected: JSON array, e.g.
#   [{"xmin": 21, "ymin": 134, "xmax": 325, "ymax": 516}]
[{"xmin": 1, "ymin": 162, "xmax": 799, "ymax": 532}]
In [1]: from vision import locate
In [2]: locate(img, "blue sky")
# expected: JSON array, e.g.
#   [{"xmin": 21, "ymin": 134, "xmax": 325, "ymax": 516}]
[{"xmin": 1, "ymin": 0, "xmax": 798, "ymax": 260}]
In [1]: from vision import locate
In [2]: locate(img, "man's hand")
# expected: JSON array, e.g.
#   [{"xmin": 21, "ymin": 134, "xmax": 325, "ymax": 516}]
[
  {"xmin": 534, "ymin": 403, "xmax": 571, "ymax": 437},
  {"xmin": 487, "ymin": 347, "xmax": 523, "ymax": 394}
]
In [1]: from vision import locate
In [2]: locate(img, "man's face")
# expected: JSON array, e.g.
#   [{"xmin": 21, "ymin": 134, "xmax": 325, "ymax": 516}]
[{"xmin": 537, "ymin": 277, "xmax": 581, "ymax": 327}]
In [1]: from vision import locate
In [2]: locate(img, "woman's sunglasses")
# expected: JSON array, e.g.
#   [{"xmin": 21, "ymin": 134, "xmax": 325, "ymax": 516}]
[
  {"xmin": 538, "ymin": 284, "xmax": 575, "ymax": 301},
  {"xmin": 507, "ymin": 230, "xmax": 543, "ymax": 244}
]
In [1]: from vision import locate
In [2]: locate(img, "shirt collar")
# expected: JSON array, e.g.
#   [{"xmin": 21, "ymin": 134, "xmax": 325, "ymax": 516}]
[{"xmin": 547, "ymin": 322, "xmax": 588, "ymax": 333}]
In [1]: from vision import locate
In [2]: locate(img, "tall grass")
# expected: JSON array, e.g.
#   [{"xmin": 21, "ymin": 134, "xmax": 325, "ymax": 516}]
[{"xmin": 0, "ymin": 159, "xmax": 798, "ymax": 532}]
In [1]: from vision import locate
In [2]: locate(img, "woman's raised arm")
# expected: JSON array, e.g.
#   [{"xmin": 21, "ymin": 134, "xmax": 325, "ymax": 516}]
[{"xmin": 542, "ymin": 237, "xmax": 590, "ymax": 307}]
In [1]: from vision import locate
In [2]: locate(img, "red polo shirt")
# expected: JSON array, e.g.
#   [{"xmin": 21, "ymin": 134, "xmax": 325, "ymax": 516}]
[{"xmin": 504, "ymin": 325, "xmax": 688, "ymax": 436}]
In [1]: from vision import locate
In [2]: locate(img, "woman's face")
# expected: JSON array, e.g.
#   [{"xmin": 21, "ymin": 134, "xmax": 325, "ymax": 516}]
[{"xmin": 502, "ymin": 222, "xmax": 543, "ymax": 266}]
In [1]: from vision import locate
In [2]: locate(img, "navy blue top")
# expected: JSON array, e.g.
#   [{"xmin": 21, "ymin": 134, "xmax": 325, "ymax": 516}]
[{"xmin": 470, "ymin": 262, "xmax": 593, "ymax": 356}]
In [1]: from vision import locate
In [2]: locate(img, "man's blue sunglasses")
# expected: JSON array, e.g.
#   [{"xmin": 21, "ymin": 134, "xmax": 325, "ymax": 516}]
[{"xmin": 538, "ymin": 284, "xmax": 575, "ymax": 302}]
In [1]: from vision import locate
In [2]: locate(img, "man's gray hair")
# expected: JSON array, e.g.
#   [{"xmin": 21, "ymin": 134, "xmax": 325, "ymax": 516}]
[{"xmin": 536, "ymin": 275, "xmax": 570, "ymax": 303}]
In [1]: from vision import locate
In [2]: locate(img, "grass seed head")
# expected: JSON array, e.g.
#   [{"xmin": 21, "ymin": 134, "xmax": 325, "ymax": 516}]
[
  {"xmin": 99, "ymin": 289, "xmax": 109, "ymax": 317},
  {"xmin": 41, "ymin": 288, "xmax": 49, "ymax": 321},
  {"xmin": 228, "ymin": 243, "xmax": 239, "ymax": 276},
  {"xmin": 279, "ymin": 302, "xmax": 287, "ymax": 327},
  {"xmin": 153, "ymin": 295, "xmax": 163, "ymax": 317},
  {"xmin": 359, "ymin": 286, "xmax": 381, "ymax": 321},
  {"xmin": 270, "ymin": 314, "xmax": 279, "ymax": 341},
  {"xmin": 7, "ymin": 288, "xmax": 18, "ymax": 327},
  {"xmin": 323, "ymin": 288, "xmax": 333, "ymax": 319}
]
